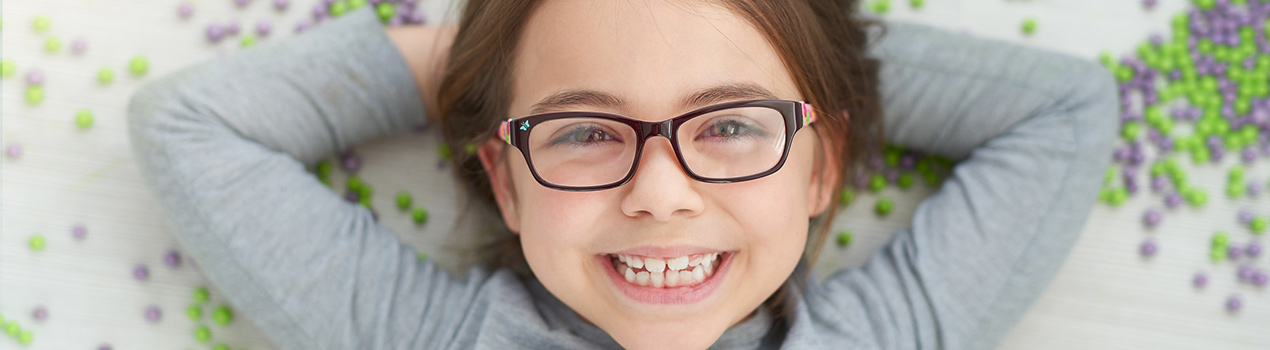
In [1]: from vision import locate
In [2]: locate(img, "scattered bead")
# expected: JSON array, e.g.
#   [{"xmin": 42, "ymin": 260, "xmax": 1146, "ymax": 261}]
[
  {"xmin": 6, "ymin": 143, "xmax": 23, "ymax": 159},
  {"xmin": 133, "ymin": 264, "xmax": 150, "ymax": 281},
  {"xmin": 1226, "ymin": 294, "xmax": 1242, "ymax": 312},
  {"xmin": 875, "ymin": 197, "xmax": 893, "ymax": 216},
  {"xmin": 178, "ymin": 3, "xmax": 195, "ymax": 19},
  {"xmin": 98, "ymin": 67, "xmax": 115, "ymax": 84},
  {"xmin": 1193, "ymin": 271, "xmax": 1208, "ymax": 288},
  {"xmin": 274, "ymin": 0, "xmax": 291, "ymax": 11},
  {"xmin": 1022, "ymin": 17, "xmax": 1038, "ymax": 35},
  {"xmin": 412, "ymin": 208, "xmax": 428, "ymax": 225},
  {"xmin": 45, "ymin": 37, "xmax": 62, "ymax": 53},
  {"xmin": 836, "ymin": 231, "xmax": 853, "ymax": 247},
  {"xmin": 129, "ymin": 56, "xmax": 149, "ymax": 76},
  {"xmin": 1248, "ymin": 242, "xmax": 1262, "ymax": 258},
  {"xmin": 33, "ymin": 15, "xmax": 51, "ymax": 33},
  {"xmin": 26, "ymin": 86, "xmax": 45, "ymax": 105},
  {"xmin": 256, "ymin": 20, "xmax": 272, "ymax": 37},
  {"xmin": 1140, "ymin": 239, "xmax": 1158, "ymax": 257},
  {"xmin": 206, "ymin": 24, "xmax": 226, "ymax": 43},
  {"xmin": 212, "ymin": 305, "xmax": 234, "ymax": 325},
  {"xmin": 1143, "ymin": 208, "xmax": 1162, "ymax": 227},
  {"xmin": 164, "ymin": 250, "xmax": 182, "ymax": 268},
  {"xmin": 29, "ymin": 235, "xmax": 46, "ymax": 251},
  {"xmin": 1, "ymin": 59, "xmax": 16, "ymax": 78},
  {"xmin": 186, "ymin": 304, "xmax": 203, "ymax": 320},
  {"xmin": 71, "ymin": 38, "xmax": 88, "ymax": 55},
  {"xmin": 194, "ymin": 325, "xmax": 212, "ymax": 343},
  {"xmin": 25, "ymin": 69, "xmax": 44, "ymax": 85},
  {"xmin": 32, "ymin": 306, "xmax": 47, "ymax": 322},
  {"xmin": 75, "ymin": 109, "xmax": 95, "ymax": 130},
  {"xmin": 144, "ymin": 306, "xmax": 162, "ymax": 322},
  {"xmin": 1253, "ymin": 270, "xmax": 1269, "ymax": 287},
  {"xmin": 193, "ymin": 286, "xmax": 210, "ymax": 304},
  {"xmin": 1229, "ymin": 245, "xmax": 1243, "ymax": 260},
  {"xmin": 396, "ymin": 191, "xmax": 413, "ymax": 210}
]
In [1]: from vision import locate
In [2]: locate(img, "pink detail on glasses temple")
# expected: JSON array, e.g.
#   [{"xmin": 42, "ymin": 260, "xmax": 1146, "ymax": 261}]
[
  {"xmin": 802, "ymin": 103, "xmax": 818, "ymax": 126},
  {"xmin": 499, "ymin": 119, "xmax": 513, "ymax": 144}
]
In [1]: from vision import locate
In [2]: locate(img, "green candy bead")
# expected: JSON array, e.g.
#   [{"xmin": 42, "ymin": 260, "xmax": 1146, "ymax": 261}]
[
  {"xmin": 869, "ymin": 0, "xmax": 891, "ymax": 14},
  {"xmin": 33, "ymin": 15, "xmax": 51, "ymax": 32},
  {"xmin": 4, "ymin": 321, "xmax": 18, "ymax": 335},
  {"xmin": 195, "ymin": 325, "xmax": 212, "ymax": 343},
  {"xmin": 438, "ymin": 144, "xmax": 451, "ymax": 160},
  {"xmin": 839, "ymin": 189, "xmax": 854, "ymax": 205},
  {"xmin": 26, "ymin": 86, "xmax": 45, "ymax": 105},
  {"xmin": 1227, "ymin": 183, "xmax": 1246, "ymax": 198},
  {"xmin": 214, "ymin": 344, "xmax": 230, "ymax": 350},
  {"xmin": 464, "ymin": 143, "xmax": 477, "ymax": 155},
  {"xmin": 396, "ymin": 191, "xmax": 413, "ymax": 210},
  {"xmin": 75, "ymin": 109, "xmax": 94, "ymax": 129},
  {"xmin": 187, "ymin": 304, "xmax": 203, "ymax": 320},
  {"xmin": 129, "ymin": 56, "xmax": 150, "ymax": 76},
  {"xmin": 29, "ymin": 235, "xmax": 46, "ymax": 251},
  {"xmin": 212, "ymin": 306, "xmax": 234, "ymax": 326},
  {"xmin": 330, "ymin": 0, "xmax": 349, "ymax": 17},
  {"xmin": 868, "ymin": 174, "xmax": 886, "ymax": 193},
  {"xmin": 922, "ymin": 172, "xmax": 940, "ymax": 186},
  {"xmin": 18, "ymin": 329, "xmax": 33, "ymax": 345},
  {"xmin": 346, "ymin": 176, "xmax": 364, "ymax": 192},
  {"xmin": 193, "ymin": 286, "xmax": 210, "ymax": 304},
  {"xmin": 358, "ymin": 183, "xmax": 374, "ymax": 199},
  {"xmin": 1213, "ymin": 232, "xmax": 1229, "ymax": 246},
  {"xmin": 376, "ymin": 2, "xmax": 396, "ymax": 20},
  {"xmin": 1251, "ymin": 217, "xmax": 1268, "ymax": 234},
  {"xmin": 412, "ymin": 208, "xmax": 428, "ymax": 225},
  {"xmin": 910, "ymin": 0, "xmax": 924, "ymax": 8},
  {"xmin": 897, "ymin": 173, "xmax": 915, "ymax": 189},
  {"xmin": 1021, "ymin": 18, "xmax": 1038, "ymax": 35},
  {"xmin": 417, "ymin": 252, "xmax": 427, "ymax": 261},
  {"xmin": 1121, "ymin": 121, "xmax": 1142, "ymax": 141},
  {"xmin": 884, "ymin": 150, "xmax": 901, "ymax": 167},
  {"xmin": 1229, "ymin": 166, "xmax": 1245, "ymax": 180},
  {"xmin": 240, "ymin": 35, "xmax": 256, "ymax": 48},
  {"xmin": 1106, "ymin": 188, "xmax": 1128, "ymax": 206},
  {"xmin": 836, "ymin": 231, "xmax": 853, "ymax": 247},
  {"xmin": 1, "ymin": 59, "xmax": 14, "ymax": 78},
  {"xmin": 1184, "ymin": 188, "xmax": 1208, "ymax": 207},
  {"xmin": 45, "ymin": 37, "xmax": 62, "ymax": 53},
  {"xmin": 349, "ymin": 0, "xmax": 367, "ymax": 8},
  {"xmin": 874, "ymin": 198, "xmax": 893, "ymax": 216},
  {"xmin": 315, "ymin": 160, "xmax": 333, "ymax": 177},
  {"xmin": 1211, "ymin": 246, "xmax": 1227, "ymax": 262},
  {"xmin": 98, "ymin": 67, "xmax": 115, "ymax": 84}
]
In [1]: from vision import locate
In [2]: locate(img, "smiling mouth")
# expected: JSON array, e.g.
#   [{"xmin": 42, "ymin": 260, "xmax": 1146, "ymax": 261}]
[{"xmin": 608, "ymin": 252, "xmax": 725, "ymax": 288}]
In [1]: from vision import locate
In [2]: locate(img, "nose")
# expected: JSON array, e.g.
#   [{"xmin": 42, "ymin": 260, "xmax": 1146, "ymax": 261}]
[{"xmin": 620, "ymin": 137, "xmax": 705, "ymax": 221}]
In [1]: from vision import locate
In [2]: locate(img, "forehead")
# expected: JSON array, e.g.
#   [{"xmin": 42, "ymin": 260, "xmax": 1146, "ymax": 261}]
[{"xmin": 510, "ymin": 0, "xmax": 801, "ymax": 118}]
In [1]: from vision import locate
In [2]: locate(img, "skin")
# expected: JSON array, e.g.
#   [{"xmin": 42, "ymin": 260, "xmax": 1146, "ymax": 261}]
[{"xmin": 393, "ymin": 1, "xmax": 839, "ymax": 349}]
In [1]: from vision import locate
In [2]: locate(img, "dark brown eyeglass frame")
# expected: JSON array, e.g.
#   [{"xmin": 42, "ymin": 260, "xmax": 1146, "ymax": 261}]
[{"xmin": 497, "ymin": 99, "xmax": 819, "ymax": 191}]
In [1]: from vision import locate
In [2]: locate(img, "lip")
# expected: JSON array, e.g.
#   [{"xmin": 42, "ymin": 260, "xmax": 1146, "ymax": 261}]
[
  {"xmin": 610, "ymin": 245, "xmax": 726, "ymax": 258},
  {"xmin": 596, "ymin": 251, "xmax": 734, "ymax": 305}
]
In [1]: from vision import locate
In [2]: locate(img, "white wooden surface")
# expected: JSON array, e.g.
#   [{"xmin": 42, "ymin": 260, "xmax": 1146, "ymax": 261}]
[{"xmin": 2, "ymin": 0, "xmax": 1268, "ymax": 349}]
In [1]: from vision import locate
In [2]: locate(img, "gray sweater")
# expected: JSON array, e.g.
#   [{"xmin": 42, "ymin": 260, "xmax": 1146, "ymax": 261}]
[{"xmin": 126, "ymin": 8, "xmax": 1118, "ymax": 350}]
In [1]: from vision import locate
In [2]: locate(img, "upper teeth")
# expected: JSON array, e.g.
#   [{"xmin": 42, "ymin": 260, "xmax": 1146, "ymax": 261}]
[{"xmin": 612, "ymin": 252, "xmax": 722, "ymax": 288}]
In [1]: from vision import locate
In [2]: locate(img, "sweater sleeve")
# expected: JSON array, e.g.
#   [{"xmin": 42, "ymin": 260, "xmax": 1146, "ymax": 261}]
[
  {"xmin": 804, "ymin": 22, "xmax": 1119, "ymax": 349},
  {"xmin": 127, "ymin": 8, "xmax": 489, "ymax": 349}
]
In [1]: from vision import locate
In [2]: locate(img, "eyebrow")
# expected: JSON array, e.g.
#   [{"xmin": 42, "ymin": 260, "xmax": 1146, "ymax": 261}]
[{"xmin": 527, "ymin": 82, "xmax": 781, "ymax": 115}]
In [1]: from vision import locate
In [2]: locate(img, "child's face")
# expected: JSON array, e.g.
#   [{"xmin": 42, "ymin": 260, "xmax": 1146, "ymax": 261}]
[{"xmin": 478, "ymin": 0, "xmax": 837, "ymax": 348}]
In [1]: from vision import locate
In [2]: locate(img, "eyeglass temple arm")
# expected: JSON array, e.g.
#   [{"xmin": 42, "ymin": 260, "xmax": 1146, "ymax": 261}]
[
  {"xmin": 499, "ymin": 118, "xmax": 514, "ymax": 144},
  {"xmin": 801, "ymin": 102, "xmax": 818, "ymax": 126}
]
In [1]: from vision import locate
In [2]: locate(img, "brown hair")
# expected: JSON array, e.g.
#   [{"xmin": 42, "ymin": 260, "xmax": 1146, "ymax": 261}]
[{"xmin": 436, "ymin": 0, "xmax": 883, "ymax": 329}]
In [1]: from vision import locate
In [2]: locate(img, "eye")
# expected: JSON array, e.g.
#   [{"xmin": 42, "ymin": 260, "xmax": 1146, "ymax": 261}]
[
  {"xmin": 696, "ymin": 119, "xmax": 762, "ymax": 141},
  {"xmin": 550, "ymin": 125, "xmax": 620, "ymax": 146}
]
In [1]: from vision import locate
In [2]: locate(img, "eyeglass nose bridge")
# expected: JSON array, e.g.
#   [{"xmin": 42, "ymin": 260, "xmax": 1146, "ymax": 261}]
[{"xmin": 636, "ymin": 118, "xmax": 676, "ymax": 143}]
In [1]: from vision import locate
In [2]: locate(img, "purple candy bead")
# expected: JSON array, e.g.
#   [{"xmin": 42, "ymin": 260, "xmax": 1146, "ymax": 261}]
[
  {"xmin": 256, "ymin": 21, "xmax": 272, "ymax": 37},
  {"xmin": 145, "ymin": 305, "xmax": 162, "ymax": 322},
  {"xmin": 1150, "ymin": 176, "xmax": 1169, "ymax": 192},
  {"xmin": 1113, "ymin": 147, "xmax": 1130, "ymax": 162},
  {"xmin": 1165, "ymin": 192, "xmax": 1182, "ymax": 209},
  {"xmin": 235, "ymin": 0, "xmax": 251, "ymax": 8},
  {"xmin": 341, "ymin": 154, "xmax": 362, "ymax": 173},
  {"xmin": 1211, "ymin": 148, "xmax": 1225, "ymax": 162},
  {"xmin": 1239, "ymin": 209, "xmax": 1254, "ymax": 224},
  {"xmin": 133, "ymin": 264, "xmax": 150, "ymax": 281},
  {"xmin": 884, "ymin": 169, "xmax": 900, "ymax": 182},
  {"xmin": 1254, "ymin": 270, "xmax": 1269, "ymax": 286},
  {"xmin": 206, "ymin": 24, "xmax": 226, "ymax": 43},
  {"xmin": 71, "ymin": 38, "xmax": 88, "ymax": 55},
  {"xmin": 164, "ymin": 250, "xmax": 182, "ymax": 268},
  {"xmin": 1193, "ymin": 272, "xmax": 1209, "ymax": 288},
  {"xmin": 1229, "ymin": 245, "xmax": 1244, "ymax": 260},
  {"xmin": 407, "ymin": 12, "xmax": 425, "ymax": 25},
  {"xmin": 178, "ymin": 3, "xmax": 194, "ymax": 18},
  {"xmin": 274, "ymin": 0, "xmax": 290, "ymax": 11},
  {"xmin": 1140, "ymin": 239, "xmax": 1158, "ymax": 257},
  {"xmin": 227, "ymin": 22, "xmax": 241, "ymax": 36},
  {"xmin": 72, "ymin": 223, "xmax": 87, "ymax": 240},
  {"xmin": 1144, "ymin": 0, "xmax": 1158, "ymax": 9},
  {"xmin": 98, "ymin": 344, "xmax": 113, "ymax": 350},
  {"xmin": 1248, "ymin": 242, "xmax": 1262, "ymax": 257},
  {"xmin": 1143, "ymin": 208, "xmax": 1163, "ymax": 227},
  {"xmin": 899, "ymin": 154, "xmax": 916, "ymax": 170},
  {"xmin": 1238, "ymin": 264, "xmax": 1254, "ymax": 281},
  {"xmin": 344, "ymin": 190, "xmax": 360, "ymax": 203},
  {"xmin": 295, "ymin": 21, "xmax": 310, "ymax": 33},
  {"xmin": 1242, "ymin": 147, "xmax": 1258, "ymax": 163},
  {"xmin": 5, "ymin": 142, "xmax": 23, "ymax": 159},
  {"xmin": 26, "ymin": 69, "xmax": 45, "ymax": 85},
  {"xmin": 1227, "ymin": 294, "xmax": 1242, "ymax": 312},
  {"xmin": 33, "ymin": 305, "xmax": 48, "ymax": 322}
]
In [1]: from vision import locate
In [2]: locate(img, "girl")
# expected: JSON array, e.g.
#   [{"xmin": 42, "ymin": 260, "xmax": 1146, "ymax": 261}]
[{"xmin": 127, "ymin": 1, "xmax": 1118, "ymax": 349}]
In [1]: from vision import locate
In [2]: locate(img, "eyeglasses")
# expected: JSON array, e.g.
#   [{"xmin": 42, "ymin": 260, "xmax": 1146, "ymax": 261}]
[{"xmin": 497, "ymin": 99, "xmax": 818, "ymax": 191}]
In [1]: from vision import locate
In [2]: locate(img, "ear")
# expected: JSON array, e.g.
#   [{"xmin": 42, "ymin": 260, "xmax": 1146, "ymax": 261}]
[
  {"xmin": 478, "ymin": 138, "xmax": 522, "ymax": 234},
  {"xmin": 807, "ymin": 114, "xmax": 844, "ymax": 217}
]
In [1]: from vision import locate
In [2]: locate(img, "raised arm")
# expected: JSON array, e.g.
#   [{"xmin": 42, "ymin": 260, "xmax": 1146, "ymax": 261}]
[
  {"xmin": 127, "ymin": 8, "xmax": 485, "ymax": 348},
  {"xmin": 802, "ymin": 21, "xmax": 1118, "ymax": 349}
]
